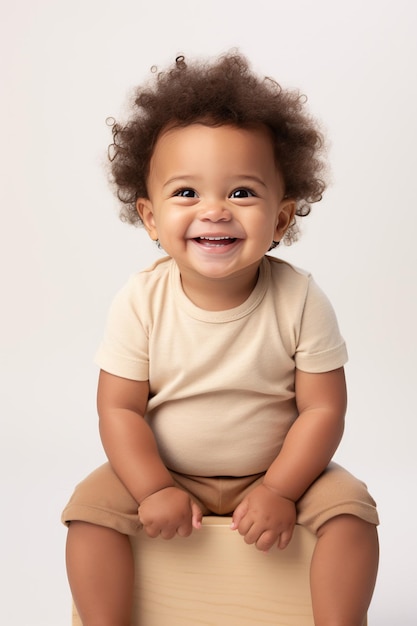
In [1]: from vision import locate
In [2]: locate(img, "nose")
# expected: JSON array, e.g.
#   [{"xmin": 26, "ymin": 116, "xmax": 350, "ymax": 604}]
[{"xmin": 198, "ymin": 202, "xmax": 232, "ymax": 222}]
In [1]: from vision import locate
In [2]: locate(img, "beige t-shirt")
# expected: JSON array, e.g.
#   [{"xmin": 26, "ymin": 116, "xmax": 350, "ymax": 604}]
[{"xmin": 95, "ymin": 255, "xmax": 347, "ymax": 476}]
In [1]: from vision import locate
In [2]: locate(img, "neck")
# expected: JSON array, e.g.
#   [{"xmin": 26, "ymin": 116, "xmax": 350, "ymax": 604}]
[{"xmin": 179, "ymin": 265, "xmax": 260, "ymax": 311}]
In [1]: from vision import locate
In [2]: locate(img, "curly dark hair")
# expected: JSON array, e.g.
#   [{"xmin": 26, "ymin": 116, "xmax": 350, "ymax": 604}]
[{"xmin": 108, "ymin": 51, "xmax": 327, "ymax": 244}]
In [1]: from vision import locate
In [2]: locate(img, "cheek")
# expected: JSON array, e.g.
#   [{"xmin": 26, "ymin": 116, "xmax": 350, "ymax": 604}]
[
  {"xmin": 250, "ymin": 211, "xmax": 277, "ymax": 236},
  {"xmin": 156, "ymin": 211, "xmax": 189, "ymax": 240}
]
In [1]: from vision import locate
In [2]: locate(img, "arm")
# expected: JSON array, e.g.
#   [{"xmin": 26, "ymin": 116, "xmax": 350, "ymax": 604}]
[
  {"xmin": 98, "ymin": 369, "xmax": 202, "ymax": 537},
  {"xmin": 264, "ymin": 366, "xmax": 346, "ymax": 499},
  {"xmin": 231, "ymin": 367, "xmax": 347, "ymax": 551}
]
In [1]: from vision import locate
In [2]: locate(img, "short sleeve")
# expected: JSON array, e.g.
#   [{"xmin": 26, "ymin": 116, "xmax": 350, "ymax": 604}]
[
  {"xmin": 94, "ymin": 277, "xmax": 149, "ymax": 381},
  {"xmin": 295, "ymin": 278, "xmax": 348, "ymax": 373}
]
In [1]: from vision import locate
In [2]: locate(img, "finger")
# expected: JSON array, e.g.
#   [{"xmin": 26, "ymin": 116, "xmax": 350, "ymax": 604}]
[
  {"xmin": 191, "ymin": 502, "xmax": 203, "ymax": 530},
  {"xmin": 160, "ymin": 523, "xmax": 179, "ymax": 540},
  {"xmin": 177, "ymin": 524, "xmax": 192, "ymax": 538},
  {"xmin": 231, "ymin": 500, "xmax": 248, "ymax": 530},
  {"xmin": 176, "ymin": 517, "xmax": 193, "ymax": 537},
  {"xmin": 239, "ymin": 520, "xmax": 259, "ymax": 544},
  {"xmin": 254, "ymin": 529, "xmax": 277, "ymax": 552},
  {"xmin": 142, "ymin": 524, "xmax": 161, "ymax": 539},
  {"xmin": 277, "ymin": 528, "xmax": 293, "ymax": 550}
]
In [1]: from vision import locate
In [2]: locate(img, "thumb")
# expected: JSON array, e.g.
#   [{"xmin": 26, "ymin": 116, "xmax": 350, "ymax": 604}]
[
  {"xmin": 231, "ymin": 498, "xmax": 248, "ymax": 530},
  {"xmin": 191, "ymin": 501, "xmax": 203, "ymax": 529}
]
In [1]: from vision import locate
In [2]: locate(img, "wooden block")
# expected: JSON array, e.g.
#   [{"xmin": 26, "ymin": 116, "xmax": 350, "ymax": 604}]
[{"xmin": 131, "ymin": 518, "xmax": 315, "ymax": 626}]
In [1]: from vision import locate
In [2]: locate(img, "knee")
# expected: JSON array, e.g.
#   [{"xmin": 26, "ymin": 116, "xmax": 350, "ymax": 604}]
[{"xmin": 317, "ymin": 514, "xmax": 379, "ymax": 546}]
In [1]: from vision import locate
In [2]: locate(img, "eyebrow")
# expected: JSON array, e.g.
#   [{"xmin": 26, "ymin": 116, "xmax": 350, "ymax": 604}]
[
  {"xmin": 162, "ymin": 175, "xmax": 268, "ymax": 188},
  {"xmin": 162, "ymin": 176, "xmax": 198, "ymax": 189}
]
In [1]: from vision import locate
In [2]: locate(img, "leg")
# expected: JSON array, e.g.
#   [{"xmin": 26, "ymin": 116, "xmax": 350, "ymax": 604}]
[
  {"xmin": 66, "ymin": 521, "xmax": 134, "ymax": 626},
  {"xmin": 310, "ymin": 514, "xmax": 379, "ymax": 626}
]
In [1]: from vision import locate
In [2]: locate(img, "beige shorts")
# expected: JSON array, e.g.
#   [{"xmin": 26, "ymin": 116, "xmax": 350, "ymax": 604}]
[{"xmin": 61, "ymin": 461, "xmax": 379, "ymax": 536}]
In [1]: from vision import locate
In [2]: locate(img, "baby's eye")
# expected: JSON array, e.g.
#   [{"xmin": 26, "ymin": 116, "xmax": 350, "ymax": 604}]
[
  {"xmin": 173, "ymin": 188, "xmax": 198, "ymax": 198},
  {"xmin": 230, "ymin": 188, "xmax": 256, "ymax": 199}
]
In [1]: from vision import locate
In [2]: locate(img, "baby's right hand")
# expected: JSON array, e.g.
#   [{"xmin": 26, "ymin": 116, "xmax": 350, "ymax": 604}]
[{"xmin": 138, "ymin": 486, "xmax": 202, "ymax": 539}]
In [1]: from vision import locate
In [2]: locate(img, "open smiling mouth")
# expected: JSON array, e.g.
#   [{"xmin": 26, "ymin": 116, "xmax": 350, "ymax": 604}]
[{"xmin": 193, "ymin": 236, "xmax": 238, "ymax": 247}]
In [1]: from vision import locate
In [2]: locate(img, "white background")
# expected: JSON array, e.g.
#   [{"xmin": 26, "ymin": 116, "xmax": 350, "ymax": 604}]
[{"xmin": 1, "ymin": 0, "xmax": 416, "ymax": 624}]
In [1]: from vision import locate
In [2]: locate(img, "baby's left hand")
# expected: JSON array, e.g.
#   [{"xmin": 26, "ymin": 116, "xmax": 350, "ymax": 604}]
[{"xmin": 231, "ymin": 484, "xmax": 296, "ymax": 552}]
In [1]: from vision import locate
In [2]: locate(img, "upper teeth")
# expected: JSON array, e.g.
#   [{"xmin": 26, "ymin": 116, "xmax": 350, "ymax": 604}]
[{"xmin": 199, "ymin": 236, "xmax": 231, "ymax": 240}]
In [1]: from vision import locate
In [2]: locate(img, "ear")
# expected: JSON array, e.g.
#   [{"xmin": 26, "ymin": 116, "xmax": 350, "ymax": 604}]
[
  {"xmin": 274, "ymin": 199, "xmax": 296, "ymax": 241},
  {"xmin": 136, "ymin": 198, "xmax": 158, "ymax": 241}
]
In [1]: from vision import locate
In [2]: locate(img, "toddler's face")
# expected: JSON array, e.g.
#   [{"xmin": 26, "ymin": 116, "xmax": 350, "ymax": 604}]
[{"xmin": 137, "ymin": 123, "xmax": 295, "ymax": 292}]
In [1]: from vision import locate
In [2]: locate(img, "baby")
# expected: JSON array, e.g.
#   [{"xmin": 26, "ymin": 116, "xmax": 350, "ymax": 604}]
[{"xmin": 62, "ymin": 52, "xmax": 379, "ymax": 626}]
